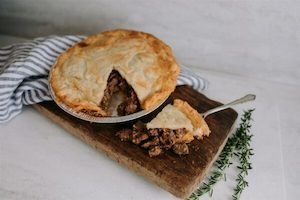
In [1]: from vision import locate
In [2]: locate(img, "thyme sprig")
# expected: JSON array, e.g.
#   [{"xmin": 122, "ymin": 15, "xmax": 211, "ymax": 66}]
[
  {"xmin": 232, "ymin": 109, "xmax": 254, "ymax": 200},
  {"xmin": 187, "ymin": 109, "xmax": 255, "ymax": 200}
]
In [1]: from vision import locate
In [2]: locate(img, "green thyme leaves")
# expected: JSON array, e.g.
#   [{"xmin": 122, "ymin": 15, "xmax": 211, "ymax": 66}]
[{"xmin": 188, "ymin": 109, "xmax": 255, "ymax": 200}]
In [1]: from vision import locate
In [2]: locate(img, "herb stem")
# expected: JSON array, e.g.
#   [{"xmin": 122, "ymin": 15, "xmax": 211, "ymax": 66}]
[{"xmin": 187, "ymin": 109, "xmax": 254, "ymax": 200}]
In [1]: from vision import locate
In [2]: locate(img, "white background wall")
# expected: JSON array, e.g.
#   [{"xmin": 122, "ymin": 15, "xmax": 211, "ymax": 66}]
[{"xmin": 0, "ymin": 0, "xmax": 299, "ymax": 86}]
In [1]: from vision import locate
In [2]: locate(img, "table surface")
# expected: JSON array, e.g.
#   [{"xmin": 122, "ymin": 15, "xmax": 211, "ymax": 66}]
[{"xmin": 0, "ymin": 35, "xmax": 299, "ymax": 200}]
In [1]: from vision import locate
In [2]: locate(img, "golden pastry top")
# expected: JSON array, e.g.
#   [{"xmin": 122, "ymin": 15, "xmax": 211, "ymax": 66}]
[
  {"xmin": 146, "ymin": 104, "xmax": 194, "ymax": 131},
  {"xmin": 50, "ymin": 29, "xmax": 180, "ymax": 115},
  {"xmin": 173, "ymin": 99, "xmax": 211, "ymax": 139},
  {"xmin": 147, "ymin": 99, "xmax": 211, "ymax": 139}
]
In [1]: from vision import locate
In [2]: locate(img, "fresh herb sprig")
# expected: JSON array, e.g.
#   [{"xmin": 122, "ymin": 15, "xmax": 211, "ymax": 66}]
[
  {"xmin": 187, "ymin": 109, "xmax": 255, "ymax": 200},
  {"xmin": 232, "ymin": 109, "xmax": 254, "ymax": 200}
]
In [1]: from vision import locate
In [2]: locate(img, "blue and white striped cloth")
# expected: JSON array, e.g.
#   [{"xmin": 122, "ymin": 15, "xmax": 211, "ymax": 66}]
[{"xmin": 0, "ymin": 35, "xmax": 208, "ymax": 123}]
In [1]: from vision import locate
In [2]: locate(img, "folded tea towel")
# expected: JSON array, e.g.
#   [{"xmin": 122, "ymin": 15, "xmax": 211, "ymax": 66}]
[{"xmin": 0, "ymin": 35, "xmax": 208, "ymax": 123}]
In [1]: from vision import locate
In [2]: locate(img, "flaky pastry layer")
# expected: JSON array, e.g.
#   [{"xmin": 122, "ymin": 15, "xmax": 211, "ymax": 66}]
[
  {"xmin": 50, "ymin": 29, "xmax": 179, "ymax": 116},
  {"xmin": 173, "ymin": 99, "xmax": 210, "ymax": 139}
]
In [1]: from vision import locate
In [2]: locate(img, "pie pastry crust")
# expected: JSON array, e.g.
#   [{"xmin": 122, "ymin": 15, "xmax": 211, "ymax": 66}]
[
  {"xmin": 146, "ymin": 99, "xmax": 210, "ymax": 141},
  {"xmin": 50, "ymin": 29, "xmax": 180, "ymax": 116},
  {"xmin": 173, "ymin": 99, "xmax": 210, "ymax": 139}
]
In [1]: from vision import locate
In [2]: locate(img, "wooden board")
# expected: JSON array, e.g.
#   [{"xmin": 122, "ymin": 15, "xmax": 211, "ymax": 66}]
[{"xmin": 33, "ymin": 85, "xmax": 238, "ymax": 199}]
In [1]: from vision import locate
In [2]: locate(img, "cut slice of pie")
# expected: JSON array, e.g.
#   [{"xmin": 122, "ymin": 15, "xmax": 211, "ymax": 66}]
[
  {"xmin": 50, "ymin": 29, "xmax": 180, "ymax": 116},
  {"xmin": 116, "ymin": 99, "xmax": 211, "ymax": 157},
  {"xmin": 147, "ymin": 99, "xmax": 210, "ymax": 142},
  {"xmin": 173, "ymin": 99, "xmax": 210, "ymax": 139},
  {"xmin": 146, "ymin": 104, "xmax": 195, "ymax": 144}
]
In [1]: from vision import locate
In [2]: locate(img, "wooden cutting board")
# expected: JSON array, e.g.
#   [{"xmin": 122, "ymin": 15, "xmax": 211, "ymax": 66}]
[{"xmin": 33, "ymin": 85, "xmax": 238, "ymax": 199}]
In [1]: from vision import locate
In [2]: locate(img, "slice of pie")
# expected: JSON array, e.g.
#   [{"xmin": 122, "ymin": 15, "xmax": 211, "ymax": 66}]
[
  {"xmin": 172, "ymin": 99, "xmax": 210, "ymax": 139},
  {"xmin": 50, "ymin": 29, "xmax": 180, "ymax": 116},
  {"xmin": 147, "ymin": 99, "xmax": 210, "ymax": 141},
  {"xmin": 116, "ymin": 99, "xmax": 210, "ymax": 157}
]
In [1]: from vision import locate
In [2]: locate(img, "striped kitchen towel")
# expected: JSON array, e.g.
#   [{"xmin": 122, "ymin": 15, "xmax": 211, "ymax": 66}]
[{"xmin": 0, "ymin": 35, "xmax": 208, "ymax": 123}]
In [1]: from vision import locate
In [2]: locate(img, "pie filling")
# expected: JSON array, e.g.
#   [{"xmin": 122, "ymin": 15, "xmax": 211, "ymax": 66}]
[
  {"xmin": 98, "ymin": 70, "xmax": 141, "ymax": 116},
  {"xmin": 116, "ymin": 121, "xmax": 190, "ymax": 157}
]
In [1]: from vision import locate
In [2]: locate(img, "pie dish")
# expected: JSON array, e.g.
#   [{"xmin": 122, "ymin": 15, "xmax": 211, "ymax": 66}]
[
  {"xmin": 50, "ymin": 29, "xmax": 180, "ymax": 117},
  {"xmin": 116, "ymin": 99, "xmax": 211, "ymax": 157}
]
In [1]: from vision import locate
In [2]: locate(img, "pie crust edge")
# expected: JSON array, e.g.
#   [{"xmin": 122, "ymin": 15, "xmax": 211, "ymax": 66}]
[{"xmin": 173, "ymin": 99, "xmax": 211, "ymax": 139}]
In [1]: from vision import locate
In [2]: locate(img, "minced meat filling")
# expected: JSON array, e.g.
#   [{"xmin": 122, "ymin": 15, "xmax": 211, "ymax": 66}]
[
  {"xmin": 99, "ymin": 70, "xmax": 141, "ymax": 116},
  {"xmin": 100, "ymin": 70, "xmax": 121, "ymax": 111},
  {"xmin": 116, "ymin": 121, "xmax": 191, "ymax": 157},
  {"xmin": 117, "ymin": 87, "xmax": 140, "ymax": 116}
]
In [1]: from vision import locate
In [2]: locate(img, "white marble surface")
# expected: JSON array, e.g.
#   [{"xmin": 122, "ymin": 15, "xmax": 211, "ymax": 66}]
[
  {"xmin": 0, "ymin": 0, "xmax": 300, "ymax": 86},
  {"xmin": 1, "ymin": 61, "xmax": 299, "ymax": 200}
]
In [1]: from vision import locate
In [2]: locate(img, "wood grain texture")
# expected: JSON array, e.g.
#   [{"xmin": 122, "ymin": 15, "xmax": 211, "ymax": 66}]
[{"xmin": 33, "ymin": 85, "xmax": 238, "ymax": 199}]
